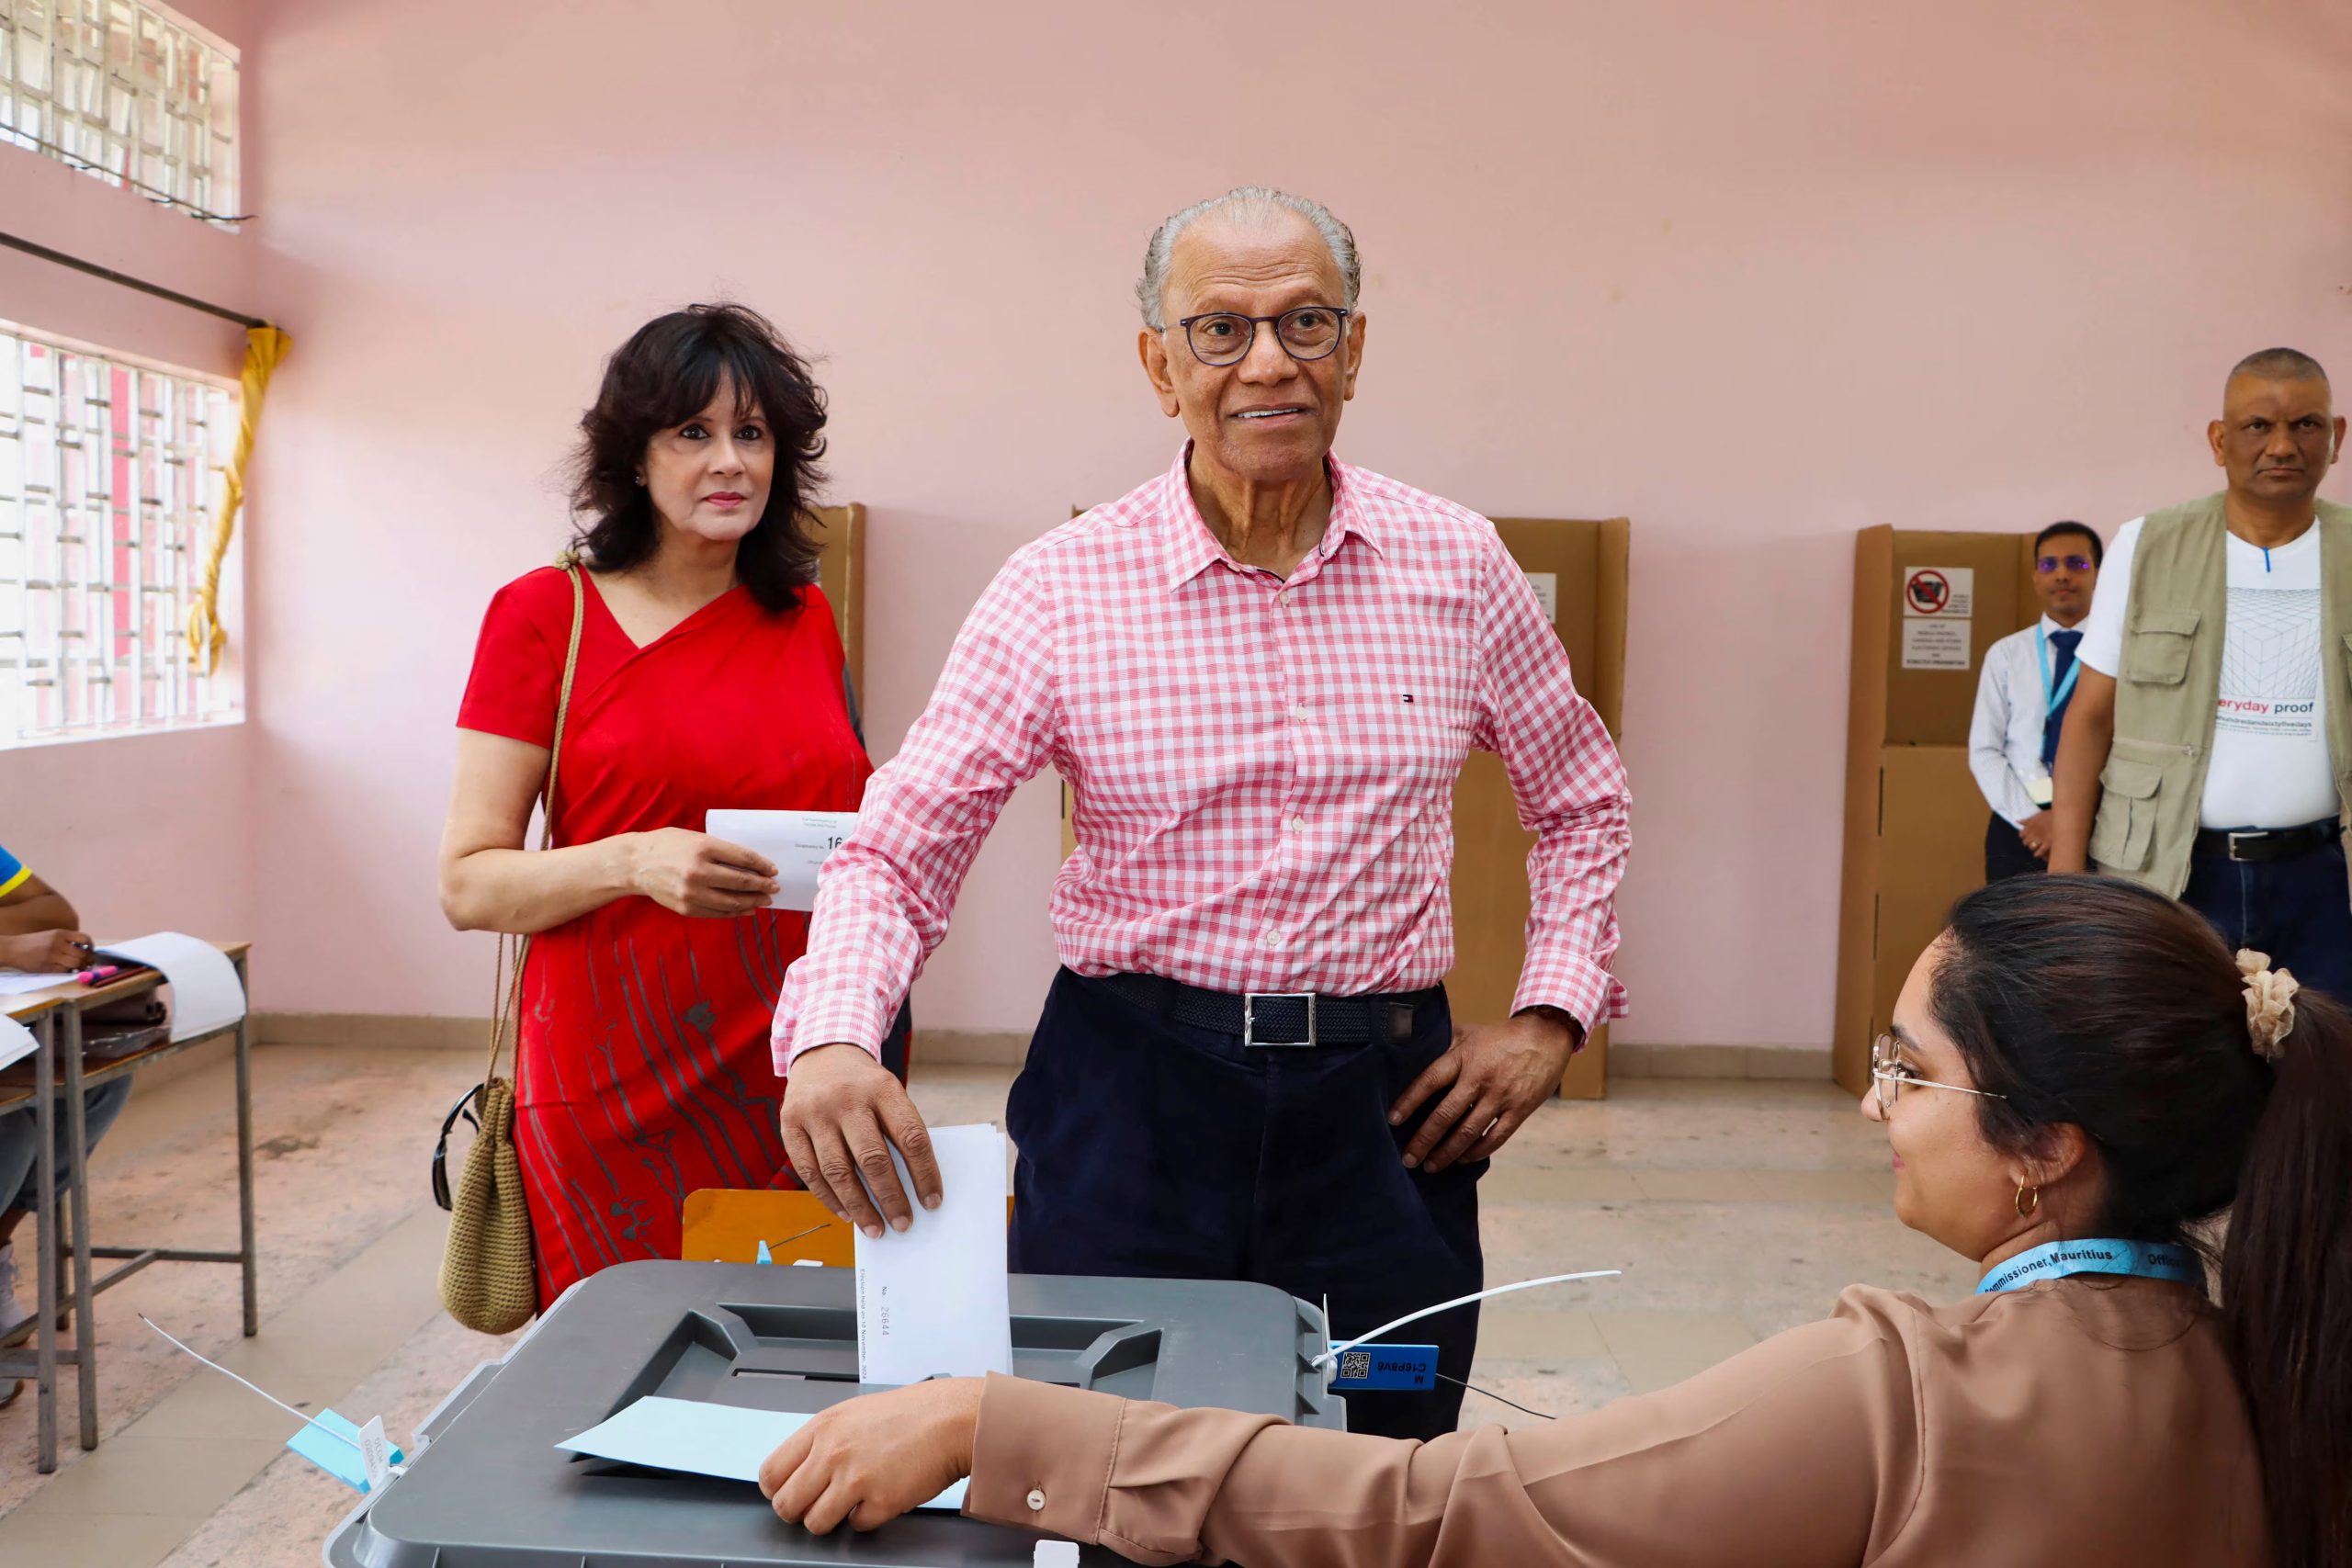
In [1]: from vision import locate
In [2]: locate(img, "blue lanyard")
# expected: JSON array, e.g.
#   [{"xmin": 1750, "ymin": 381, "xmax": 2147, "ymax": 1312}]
[
  {"xmin": 1976, "ymin": 1238, "xmax": 2197, "ymax": 1294},
  {"xmin": 2035, "ymin": 626, "xmax": 2079, "ymax": 714}
]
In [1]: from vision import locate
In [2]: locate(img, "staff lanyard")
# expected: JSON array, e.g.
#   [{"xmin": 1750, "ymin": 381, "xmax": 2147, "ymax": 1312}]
[
  {"xmin": 1976, "ymin": 1237, "xmax": 2197, "ymax": 1295},
  {"xmin": 2035, "ymin": 625, "xmax": 2080, "ymax": 715}
]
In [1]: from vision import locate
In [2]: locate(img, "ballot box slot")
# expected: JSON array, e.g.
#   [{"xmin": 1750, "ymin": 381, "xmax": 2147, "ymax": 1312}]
[
  {"xmin": 719, "ymin": 1301, "xmax": 856, "ymax": 1342},
  {"xmin": 1007, "ymin": 1313, "xmax": 1136, "ymax": 1351}
]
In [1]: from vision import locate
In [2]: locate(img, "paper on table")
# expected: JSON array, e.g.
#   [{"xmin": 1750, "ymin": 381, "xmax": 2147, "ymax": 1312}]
[
  {"xmin": 704, "ymin": 809, "xmax": 859, "ymax": 911},
  {"xmin": 97, "ymin": 933, "xmax": 245, "ymax": 1043},
  {"xmin": 558, "ymin": 1395, "xmax": 968, "ymax": 1510},
  {"xmin": 854, "ymin": 1122, "xmax": 1014, "ymax": 1385},
  {"xmin": 0, "ymin": 1015, "xmax": 36, "ymax": 1071},
  {"xmin": 0, "ymin": 972, "xmax": 76, "ymax": 998}
]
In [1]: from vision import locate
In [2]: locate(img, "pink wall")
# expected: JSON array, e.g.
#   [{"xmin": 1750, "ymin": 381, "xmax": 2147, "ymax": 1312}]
[
  {"xmin": 18, "ymin": 0, "xmax": 2350, "ymax": 1047},
  {"xmin": 0, "ymin": 0, "xmax": 259, "ymax": 950}
]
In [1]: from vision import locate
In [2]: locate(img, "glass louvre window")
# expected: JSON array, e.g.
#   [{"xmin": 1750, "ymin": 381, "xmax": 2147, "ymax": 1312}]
[
  {"xmin": 0, "ymin": 0, "xmax": 240, "ymax": 224},
  {"xmin": 0, "ymin": 321, "xmax": 241, "ymax": 745}
]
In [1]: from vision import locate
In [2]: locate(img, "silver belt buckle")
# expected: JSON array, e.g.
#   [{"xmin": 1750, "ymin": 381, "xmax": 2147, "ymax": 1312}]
[
  {"xmin": 2228, "ymin": 830, "xmax": 2263, "ymax": 862},
  {"xmin": 1243, "ymin": 992, "xmax": 1317, "ymax": 1048}
]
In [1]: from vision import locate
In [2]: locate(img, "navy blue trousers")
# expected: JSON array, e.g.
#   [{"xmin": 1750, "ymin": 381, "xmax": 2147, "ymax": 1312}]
[
  {"xmin": 1006, "ymin": 968, "xmax": 1484, "ymax": 1438},
  {"xmin": 2179, "ymin": 836, "xmax": 2352, "ymax": 998},
  {"xmin": 1984, "ymin": 813, "xmax": 2044, "ymax": 883}
]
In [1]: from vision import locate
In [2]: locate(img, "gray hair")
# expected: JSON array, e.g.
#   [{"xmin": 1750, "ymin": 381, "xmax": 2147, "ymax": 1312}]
[
  {"xmin": 2228, "ymin": 346, "xmax": 2330, "ymax": 389},
  {"xmin": 1135, "ymin": 186, "xmax": 1361, "ymax": 331}
]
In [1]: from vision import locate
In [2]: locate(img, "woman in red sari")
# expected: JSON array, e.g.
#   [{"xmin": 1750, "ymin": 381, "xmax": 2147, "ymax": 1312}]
[{"xmin": 438, "ymin": 304, "xmax": 905, "ymax": 1307}]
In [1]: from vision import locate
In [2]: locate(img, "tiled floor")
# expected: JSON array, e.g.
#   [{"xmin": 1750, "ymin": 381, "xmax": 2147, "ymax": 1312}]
[{"xmin": 0, "ymin": 1049, "xmax": 1975, "ymax": 1567}]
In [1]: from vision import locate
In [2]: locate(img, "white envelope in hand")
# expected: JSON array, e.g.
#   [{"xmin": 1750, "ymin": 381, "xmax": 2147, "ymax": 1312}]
[{"xmin": 704, "ymin": 809, "xmax": 858, "ymax": 911}]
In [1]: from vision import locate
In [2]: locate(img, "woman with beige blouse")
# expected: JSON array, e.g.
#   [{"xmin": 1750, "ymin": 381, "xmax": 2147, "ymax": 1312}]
[{"xmin": 755, "ymin": 874, "xmax": 2352, "ymax": 1567}]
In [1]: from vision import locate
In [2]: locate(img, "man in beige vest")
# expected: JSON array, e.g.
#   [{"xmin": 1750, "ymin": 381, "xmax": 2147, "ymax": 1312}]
[{"xmin": 2049, "ymin": 347, "xmax": 2352, "ymax": 993}]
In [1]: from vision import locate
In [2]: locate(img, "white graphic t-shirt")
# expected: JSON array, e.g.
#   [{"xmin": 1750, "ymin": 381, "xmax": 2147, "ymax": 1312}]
[{"xmin": 2078, "ymin": 516, "xmax": 2335, "ymax": 829}]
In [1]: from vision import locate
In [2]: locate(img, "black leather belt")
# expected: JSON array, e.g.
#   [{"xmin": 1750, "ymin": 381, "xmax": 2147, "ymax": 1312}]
[
  {"xmin": 1099, "ymin": 972, "xmax": 1433, "ymax": 1047},
  {"xmin": 2191, "ymin": 819, "xmax": 2344, "ymax": 863}
]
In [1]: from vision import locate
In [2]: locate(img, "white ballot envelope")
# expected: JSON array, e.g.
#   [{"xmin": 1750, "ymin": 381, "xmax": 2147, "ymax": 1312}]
[
  {"xmin": 704, "ymin": 809, "xmax": 858, "ymax": 911},
  {"xmin": 854, "ymin": 1123, "xmax": 1014, "ymax": 1385}
]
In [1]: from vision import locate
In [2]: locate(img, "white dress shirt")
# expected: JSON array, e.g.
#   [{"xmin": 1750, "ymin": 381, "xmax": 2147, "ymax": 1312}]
[
  {"xmin": 1970, "ymin": 615, "xmax": 2077, "ymax": 828},
  {"xmin": 2077, "ymin": 516, "xmax": 2337, "ymax": 829}
]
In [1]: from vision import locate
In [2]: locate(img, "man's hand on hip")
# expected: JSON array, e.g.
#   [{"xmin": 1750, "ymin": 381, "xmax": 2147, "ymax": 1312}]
[
  {"xmin": 1389, "ymin": 1010, "xmax": 1580, "ymax": 1174},
  {"xmin": 779, "ymin": 1043, "xmax": 943, "ymax": 1239}
]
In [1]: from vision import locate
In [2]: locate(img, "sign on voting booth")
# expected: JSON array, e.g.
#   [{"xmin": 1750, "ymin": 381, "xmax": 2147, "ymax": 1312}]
[{"xmin": 1835, "ymin": 526, "xmax": 2049, "ymax": 1095}]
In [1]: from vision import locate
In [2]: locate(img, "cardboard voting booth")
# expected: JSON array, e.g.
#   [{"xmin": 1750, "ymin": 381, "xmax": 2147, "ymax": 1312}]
[
  {"xmin": 1452, "ymin": 518, "xmax": 1631, "ymax": 1100},
  {"xmin": 806, "ymin": 502, "xmax": 866, "ymax": 697},
  {"xmin": 1834, "ymin": 527, "xmax": 2044, "ymax": 1094},
  {"xmin": 1057, "ymin": 512, "xmax": 1632, "ymax": 1099}
]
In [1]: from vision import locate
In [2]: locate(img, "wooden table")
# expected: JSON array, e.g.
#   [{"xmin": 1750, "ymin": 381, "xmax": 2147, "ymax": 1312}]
[{"xmin": 0, "ymin": 942, "xmax": 254, "ymax": 1473}]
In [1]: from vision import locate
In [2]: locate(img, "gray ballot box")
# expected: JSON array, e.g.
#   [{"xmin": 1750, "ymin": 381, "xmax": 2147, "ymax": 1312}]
[{"xmin": 325, "ymin": 1260, "xmax": 1344, "ymax": 1568}]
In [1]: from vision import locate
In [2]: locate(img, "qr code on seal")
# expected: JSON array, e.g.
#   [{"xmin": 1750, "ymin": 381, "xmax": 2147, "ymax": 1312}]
[{"xmin": 1338, "ymin": 1351, "xmax": 1371, "ymax": 1382}]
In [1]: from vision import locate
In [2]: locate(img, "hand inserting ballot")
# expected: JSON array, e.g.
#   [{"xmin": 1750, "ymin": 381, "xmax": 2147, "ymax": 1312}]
[
  {"xmin": 758, "ymin": 1378, "xmax": 982, "ymax": 1535},
  {"xmin": 1390, "ymin": 1009, "xmax": 1581, "ymax": 1172},
  {"xmin": 777, "ymin": 1043, "xmax": 944, "ymax": 1237}
]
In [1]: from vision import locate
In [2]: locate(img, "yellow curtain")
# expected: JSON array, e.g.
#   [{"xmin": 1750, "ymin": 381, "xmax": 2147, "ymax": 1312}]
[{"xmin": 187, "ymin": 324, "xmax": 293, "ymax": 675}]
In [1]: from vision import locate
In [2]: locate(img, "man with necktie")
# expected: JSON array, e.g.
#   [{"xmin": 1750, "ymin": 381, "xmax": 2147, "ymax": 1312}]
[{"xmin": 1969, "ymin": 523, "xmax": 2102, "ymax": 879}]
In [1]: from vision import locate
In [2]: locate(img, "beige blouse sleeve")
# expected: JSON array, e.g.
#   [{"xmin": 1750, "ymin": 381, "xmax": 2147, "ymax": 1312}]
[{"xmin": 965, "ymin": 1299, "xmax": 1925, "ymax": 1568}]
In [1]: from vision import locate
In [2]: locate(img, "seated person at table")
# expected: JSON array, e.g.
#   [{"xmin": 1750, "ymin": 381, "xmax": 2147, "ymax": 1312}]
[
  {"xmin": 0, "ymin": 843, "xmax": 132, "ymax": 1404},
  {"xmin": 757, "ymin": 875, "xmax": 2350, "ymax": 1568}
]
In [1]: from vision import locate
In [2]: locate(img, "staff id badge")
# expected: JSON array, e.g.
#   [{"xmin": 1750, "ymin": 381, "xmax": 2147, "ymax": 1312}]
[{"xmin": 2027, "ymin": 777, "xmax": 2054, "ymax": 807}]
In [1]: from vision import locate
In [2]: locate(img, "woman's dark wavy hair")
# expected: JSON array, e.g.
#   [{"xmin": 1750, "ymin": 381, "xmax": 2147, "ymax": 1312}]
[
  {"xmin": 569, "ymin": 303, "xmax": 827, "ymax": 611},
  {"xmin": 1931, "ymin": 874, "xmax": 2352, "ymax": 1567}
]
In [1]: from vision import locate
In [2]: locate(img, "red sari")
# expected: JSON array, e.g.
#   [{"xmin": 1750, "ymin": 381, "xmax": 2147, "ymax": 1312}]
[{"xmin": 458, "ymin": 566, "xmax": 879, "ymax": 1305}]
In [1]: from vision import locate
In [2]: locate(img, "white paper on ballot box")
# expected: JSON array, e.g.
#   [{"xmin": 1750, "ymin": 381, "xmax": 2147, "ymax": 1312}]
[{"xmin": 854, "ymin": 1122, "xmax": 1014, "ymax": 1384}]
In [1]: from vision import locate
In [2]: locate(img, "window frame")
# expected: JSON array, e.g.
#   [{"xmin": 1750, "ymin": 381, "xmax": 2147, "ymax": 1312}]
[
  {"xmin": 0, "ymin": 0, "xmax": 243, "ymax": 226},
  {"xmin": 0, "ymin": 315, "xmax": 245, "ymax": 750}
]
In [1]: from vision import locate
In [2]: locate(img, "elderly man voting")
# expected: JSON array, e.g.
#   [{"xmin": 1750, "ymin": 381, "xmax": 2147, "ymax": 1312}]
[
  {"xmin": 774, "ymin": 187, "xmax": 1631, "ymax": 1439},
  {"xmin": 2049, "ymin": 348, "xmax": 2352, "ymax": 995}
]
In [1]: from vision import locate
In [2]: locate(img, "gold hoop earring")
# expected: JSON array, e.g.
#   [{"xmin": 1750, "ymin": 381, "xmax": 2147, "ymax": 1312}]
[{"xmin": 2016, "ymin": 1183, "xmax": 2041, "ymax": 1219}]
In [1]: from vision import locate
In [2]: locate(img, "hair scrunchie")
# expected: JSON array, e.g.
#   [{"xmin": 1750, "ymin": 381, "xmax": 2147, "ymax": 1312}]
[{"xmin": 2237, "ymin": 949, "xmax": 2300, "ymax": 1062}]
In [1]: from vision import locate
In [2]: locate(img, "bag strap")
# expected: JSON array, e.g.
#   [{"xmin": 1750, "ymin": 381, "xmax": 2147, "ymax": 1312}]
[{"xmin": 484, "ymin": 560, "xmax": 588, "ymax": 1089}]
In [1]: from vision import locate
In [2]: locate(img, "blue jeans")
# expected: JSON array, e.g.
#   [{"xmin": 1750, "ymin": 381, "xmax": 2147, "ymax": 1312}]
[
  {"xmin": 2179, "ymin": 836, "xmax": 2352, "ymax": 999},
  {"xmin": 0, "ymin": 1077, "xmax": 134, "ymax": 1214}
]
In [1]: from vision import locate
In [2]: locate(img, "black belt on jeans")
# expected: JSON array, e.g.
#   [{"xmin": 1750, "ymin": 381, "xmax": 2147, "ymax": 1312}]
[
  {"xmin": 1099, "ymin": 972, "xmax": 1433, "ymax": 1047},
  {"xmin": 2191, "ymin": 819, "xmax": 2344, "ymax": 863}
]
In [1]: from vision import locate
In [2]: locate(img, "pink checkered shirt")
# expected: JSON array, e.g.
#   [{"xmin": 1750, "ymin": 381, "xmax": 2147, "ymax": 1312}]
[{"xmin": 773, "ymin": 450, "xmax": 1631, "ymax": 1068}]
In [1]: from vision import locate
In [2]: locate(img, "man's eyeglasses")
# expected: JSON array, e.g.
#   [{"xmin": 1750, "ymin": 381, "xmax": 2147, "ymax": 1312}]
[
  {"xmin": 2035, "ymin": 554, "xmax": 2095, "ymax": 574},
  {"xmin": 1871, "ymin": 1034, "xmax": 2008, "ymax": 1115},
  {"xmin": 1176, "ymin": 306, "xmax": 1351, "ymax": 367}
]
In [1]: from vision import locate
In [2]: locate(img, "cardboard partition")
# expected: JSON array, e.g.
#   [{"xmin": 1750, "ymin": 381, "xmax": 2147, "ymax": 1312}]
[
  {"xmin": 806, "ymin": 503, "xmax": 866, "ymax": 696},
  {"xmin": 1871, "ymin": 744, "xmax": 1997, "ymax": 1022},
  {"xmin": 1834, "ymin": 527, "xmax": 2046, "ymax": 1093},
  {"xmin": 1452, "ymin": 518, "xmax": 1631, "ymax": 1100}
]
